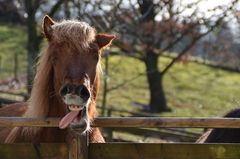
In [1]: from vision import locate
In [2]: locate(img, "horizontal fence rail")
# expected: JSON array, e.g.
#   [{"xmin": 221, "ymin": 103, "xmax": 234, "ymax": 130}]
[
  {"xmin": 1, "ymin": 143, "xmax": 240, "ymax": 159},
  {"xmin": 1, "ymin": 117, "xmax": 240, "ymax": 128},
  {"xmin": 0, "ymin": 117, "xmax": 59, "ymax": 127},
  {"xmin": 0, "ymin": 117, "xmax": 240, "ymax": 159},
  {"xmin": 89, "ymin": 143, "xmax": 240, "ymax": 159},
  {"xmin": 0, "ymin": 143, "xmax": 68, "ymax": 159},
  {"xmin": 92, "ymin": 117, "xmax": 240, "ymax": 128}
]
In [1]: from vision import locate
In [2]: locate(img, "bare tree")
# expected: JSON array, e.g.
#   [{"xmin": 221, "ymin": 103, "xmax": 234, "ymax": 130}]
[
  {"xmin": 72, "ymin": 0, "xmax": 239, "ymax": 112},
  {"xmin": 191, "ymin": 21, "xmax": 240, "ymax": 69}
]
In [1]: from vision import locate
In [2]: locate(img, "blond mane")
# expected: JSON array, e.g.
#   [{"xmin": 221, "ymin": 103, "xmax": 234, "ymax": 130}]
[{"xmin": 24, "ymin": 47, "xmax": 53, "ymax": 118}]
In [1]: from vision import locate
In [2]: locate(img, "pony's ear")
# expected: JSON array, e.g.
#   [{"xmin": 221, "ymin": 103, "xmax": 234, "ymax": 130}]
[
  {"xmin": 96, "ymin": 33, "xmax": 115, "ymax": 49},
  {"xmin": 42, "ymin": 15, "xmax": 55, "ymax": 40}
]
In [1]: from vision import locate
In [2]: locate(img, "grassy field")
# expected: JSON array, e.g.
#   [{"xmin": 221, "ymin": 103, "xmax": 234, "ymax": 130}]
[
  {"xmin": 1, "ymin": 24, "xmax": 240, "ymax": 118},
  {"xmin": 101, "ymin": 56, "xmax": 240, "ymax": 117},
  {"xmin": 0, "ymin": 24, "xmax": 27, "ymax": 79}
]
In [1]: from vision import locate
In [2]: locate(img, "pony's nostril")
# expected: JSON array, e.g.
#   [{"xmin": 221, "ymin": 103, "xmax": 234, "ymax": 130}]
[
  {"xmin": 76, "ymin": 85, "xmax": 90, "ymax": 100},
  {"xmin": 60, "ymin": 84, "xmax": 71, "ymax": 96}
]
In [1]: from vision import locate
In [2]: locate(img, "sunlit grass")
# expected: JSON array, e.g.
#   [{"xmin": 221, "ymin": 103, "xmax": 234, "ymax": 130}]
[
  {"xmin": 0, "ymin": 24, "xmax": 27, "ymax": 79},
  {"xmin": 99, "ymin": 56, "xmax": 240, "ymax": 117}
]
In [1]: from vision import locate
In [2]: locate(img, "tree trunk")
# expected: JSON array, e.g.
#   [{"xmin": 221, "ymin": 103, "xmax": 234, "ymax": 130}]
[
  {"xmin": 64, "ymin": 1, "xmax": 70, "ymax": 18},
  {"xmin": 144, "ymin": 49, "xmax": 169, "ymax": 112},
  {"xmin": 101, "ymin": 53, "xmax": 109, "ymax": 116},
  {"xmin": 25, "ymin": 0, "xmax": 40, "ymax": 93}
]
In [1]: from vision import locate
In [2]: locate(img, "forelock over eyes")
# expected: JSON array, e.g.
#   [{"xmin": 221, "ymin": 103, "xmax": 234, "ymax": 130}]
[{"xmin": 51, "ymin": 20, "xmax": 96, "ymax": 51}]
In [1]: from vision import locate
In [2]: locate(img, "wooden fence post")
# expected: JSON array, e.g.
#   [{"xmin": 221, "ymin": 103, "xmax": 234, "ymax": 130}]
[
  {"xmin": 13, "ymin": 53, "xmax": 18, "ymax": 80},
  {"xmin": 69, "ymin": 129, "xmax": 89, "ymax": 159},
  {"xmin": 106, "ymin": 109, "xmax": 113, "ymax": 142},
  {"xmin": 0, "ymin": 55, "xmax": 2, "ymax": 72}
]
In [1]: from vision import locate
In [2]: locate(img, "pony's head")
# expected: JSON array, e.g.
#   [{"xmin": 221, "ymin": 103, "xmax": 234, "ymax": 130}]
[{"xmin": 42, "ymin": 15, "xmax": 114, "ymax": 132}]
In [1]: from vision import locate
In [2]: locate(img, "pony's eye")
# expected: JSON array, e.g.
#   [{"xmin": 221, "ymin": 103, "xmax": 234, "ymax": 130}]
[
  {"xmin": 96, "ymin": 54, "xmax": 99, "ymax": 61},
  {"xmin": 93, "ymin": 52, "xmax": 99, "ymax": 61}
]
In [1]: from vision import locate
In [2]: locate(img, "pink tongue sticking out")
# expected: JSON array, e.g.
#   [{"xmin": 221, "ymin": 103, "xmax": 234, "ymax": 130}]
[{"xmin": 59, "ymin": 111, "xmax": 80, "ymax": 129}]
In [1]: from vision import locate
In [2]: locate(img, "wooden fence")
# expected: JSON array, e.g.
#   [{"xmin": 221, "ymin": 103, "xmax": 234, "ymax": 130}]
[{"xmin": 0, "ymin": 117, "xmax": 240, "ymax": 159}]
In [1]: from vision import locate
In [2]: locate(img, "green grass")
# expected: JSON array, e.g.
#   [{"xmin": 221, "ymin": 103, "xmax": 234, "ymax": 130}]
[
  {"xmin": 1, "ymin": 24, "xmax": 240, "ymax": 118},
  {"xmin": 0, "ymin": 24, "xmax": 27, "ymax": 79},
  {"xmin": 99, "ymin": 55, "xmax": 240, "ymax": 117}
]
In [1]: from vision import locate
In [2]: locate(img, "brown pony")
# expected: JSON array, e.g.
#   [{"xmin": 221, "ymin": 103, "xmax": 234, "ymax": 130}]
[{"xmin": 0, "ymin": 15, "xmax": 115, "ymax": 143}]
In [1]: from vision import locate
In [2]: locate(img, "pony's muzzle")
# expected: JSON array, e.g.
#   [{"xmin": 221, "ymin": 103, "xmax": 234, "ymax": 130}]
[
  {"xmin": 60, "ymin": 84, "xmax": 90, "ymax": 102},
  {"xmin": 59, "ymin": 84, "xmax": 91, "ymax": 130}
]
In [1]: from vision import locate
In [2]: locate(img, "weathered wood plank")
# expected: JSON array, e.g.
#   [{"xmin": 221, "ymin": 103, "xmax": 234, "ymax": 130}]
[
  {"xmin": 0, "ymin": 143, "xmax": 68, "ymax": 159},
  {"xmin": 69, "ymin": 130, "xmax": 89, "ymax": 159},
  {"xmin": 92, "ymin": 117, "xmax": 240, "ymax": 128},
  {"xmin": 89, "ymin": 143, "xmax": 240, "ymax": 159},
  {"xmin": 1, "ymin": 117, "xmax": 240, "ymax": 128},
  {"xmin": 0, "ymin": 117, "xmax": 59, "ymax": 127}
]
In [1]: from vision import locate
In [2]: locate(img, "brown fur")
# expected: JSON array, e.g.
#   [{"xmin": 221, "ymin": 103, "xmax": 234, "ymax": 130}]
[{"xmin": 0, "ymin": 15, "xmax": 115, "ymax": 143}]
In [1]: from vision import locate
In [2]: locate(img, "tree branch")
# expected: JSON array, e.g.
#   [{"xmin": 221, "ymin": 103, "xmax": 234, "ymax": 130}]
[
  {"xmin": 161, "ymin": 18, "xmax": 224, "ymax": 76},
  {"xmin": 160, "ymin": 0, "xmax": 239, "ymax": 76},
  {"xmin": 114, "ymin": 41, "xmax": 145, "ymax": 61},
  {"xmin": 107, "ymin": 65, "xmax": 161, "ymax": 92},
  {"xmin": 48, "ymin": 0, "xmax": 66, "ymax": 17},
  {"xmin": 107, "ymin": 72, "xmax": 145, "ymax": 92}
]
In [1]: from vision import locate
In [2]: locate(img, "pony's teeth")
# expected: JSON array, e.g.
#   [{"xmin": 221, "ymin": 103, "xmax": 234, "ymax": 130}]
[{"xmin": 68, "ymin": 105, "xmax": 82, "ymax": 111}]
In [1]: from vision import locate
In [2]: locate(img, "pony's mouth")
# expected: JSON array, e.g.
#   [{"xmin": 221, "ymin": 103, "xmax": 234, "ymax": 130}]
[
  {"xmin": 68, "ymin": 104, "xmax": 82, "ymax": 112},
  {"xmin": 59, "ymin": 105, "xmax": 83, "ymax": 129}
]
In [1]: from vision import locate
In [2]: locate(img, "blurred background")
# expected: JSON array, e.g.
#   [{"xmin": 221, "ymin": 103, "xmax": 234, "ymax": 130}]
[{"xmin": 0, "ymin": 0, "xmax": 240, "ymax": 142}]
